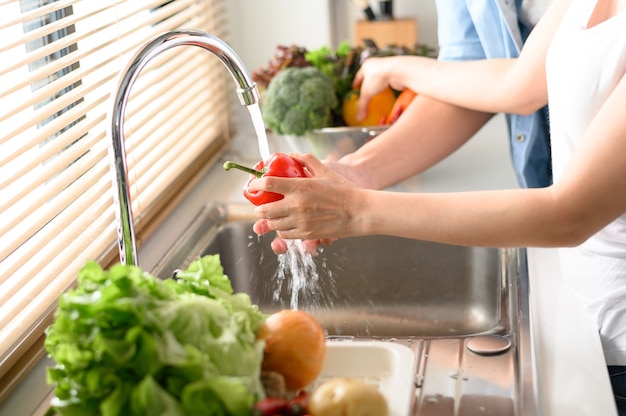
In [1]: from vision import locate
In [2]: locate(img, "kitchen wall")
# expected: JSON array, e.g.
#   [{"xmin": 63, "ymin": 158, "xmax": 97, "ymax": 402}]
[
  {"xmin": 224, "ymin": 0, "xmax": 438, "ymax": 72},
  {"xmin": 225, "ymin": 0, "xmax": 333, "ymax": 73},
  {"xmin": 332, "ymin": 0, "xmax": 439, "ymax": 49}
]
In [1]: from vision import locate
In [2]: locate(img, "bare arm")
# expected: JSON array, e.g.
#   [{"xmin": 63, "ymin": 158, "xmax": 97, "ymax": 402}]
[
  {"xmin": 327, "ymin": 95, "xmax": 494, "ymax": 190},
  {"xmin": 252, "ymin": 72, "xmax": 626, "ymax": 249},
  {"xmin": 361, "ymin": 72, "xmax": 626, "ymax": 247},
  {"xmin": 353, "ymin": 0, "xmax": 572, "ymax": 116}
]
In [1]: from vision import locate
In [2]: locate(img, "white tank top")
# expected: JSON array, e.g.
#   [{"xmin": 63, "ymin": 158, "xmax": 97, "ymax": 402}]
[{"xmin": 545, "ymin": 0, "xmax": 626, "ymax": 365}]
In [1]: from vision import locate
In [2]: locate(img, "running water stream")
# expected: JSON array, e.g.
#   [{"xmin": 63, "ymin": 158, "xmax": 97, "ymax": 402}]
[
  {"xmin": 246, "ymin": 103, "xmax": 271, "ymax": 161},
  {"xmin": 247, "ymin": 103, "xmax": 322, "ymax": 310},
  {"xmin": 272, "ymin": 239, "xmax": 321, "ymax": 310}
]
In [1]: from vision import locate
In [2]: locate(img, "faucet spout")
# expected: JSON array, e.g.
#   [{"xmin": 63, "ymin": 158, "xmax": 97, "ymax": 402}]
[{"xmin": 108, "ymin": 30, "xmax": 260, "ymax": 266}]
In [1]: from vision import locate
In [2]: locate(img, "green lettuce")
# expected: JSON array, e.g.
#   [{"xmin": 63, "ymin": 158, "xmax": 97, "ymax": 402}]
[{"xmin": 44, "ymin": 255, "xmax": 266, "ymax": 416}]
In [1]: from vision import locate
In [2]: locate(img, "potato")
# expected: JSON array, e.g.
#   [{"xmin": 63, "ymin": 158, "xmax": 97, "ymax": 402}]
[{"xmin": 308, "ymin": 377, "xmax": 388, "ymax": 416}]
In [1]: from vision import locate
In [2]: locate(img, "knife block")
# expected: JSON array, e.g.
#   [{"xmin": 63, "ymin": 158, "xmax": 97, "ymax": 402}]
[{"xmin": 354, "ymin": 18, "xmax": 417, "ymax": 48}]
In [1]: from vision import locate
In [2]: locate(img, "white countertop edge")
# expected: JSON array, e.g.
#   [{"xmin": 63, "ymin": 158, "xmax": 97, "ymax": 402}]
[{"xmin": 527, "ymin": 247, "xmax": 617, "ymax": 416}]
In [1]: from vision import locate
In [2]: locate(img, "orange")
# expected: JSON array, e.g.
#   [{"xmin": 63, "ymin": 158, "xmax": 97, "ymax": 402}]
[{"xmin": 341, "ymin": 87, "xmax": 396, "ymax": 127}]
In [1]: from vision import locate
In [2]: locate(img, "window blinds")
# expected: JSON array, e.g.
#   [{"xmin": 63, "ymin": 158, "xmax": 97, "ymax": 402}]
[{"xmin": 0, "ymin": 0, "xmax": 230, "ymax": 389}]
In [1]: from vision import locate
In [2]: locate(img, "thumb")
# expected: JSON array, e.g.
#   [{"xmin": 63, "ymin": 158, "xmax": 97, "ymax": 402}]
[
  {"xmin": 356, "ymin": 91, "xmax": 372, "ymax": 122},
  {"xmin": 352, "ymin": 70, "xmax": 364, "ymax": 90},
  {"xmin": 288, "ymin": 153, "xmax": 327, "ymax": 177}
]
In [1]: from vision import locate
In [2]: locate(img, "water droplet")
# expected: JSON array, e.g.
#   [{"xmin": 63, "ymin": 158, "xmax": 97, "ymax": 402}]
[{"xmin": 271, "ymin": 239, "xmax": 328, "ymax": 311}]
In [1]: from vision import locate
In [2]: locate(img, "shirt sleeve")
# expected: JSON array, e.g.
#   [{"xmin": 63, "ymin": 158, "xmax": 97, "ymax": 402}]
[{"xmin": 435, "ymin": 0, "xmax": 487, "ymax": 61}]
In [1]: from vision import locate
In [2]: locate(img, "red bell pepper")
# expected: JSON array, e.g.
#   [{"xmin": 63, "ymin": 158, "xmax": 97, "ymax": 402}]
[
  {"xmin": 223, "ymin": 152, "xmax": 306, "ymax": 206},
  {"xmin": 385, "ymin": 88, "xmax": 417, "ymax": 124},
  {"xmin": 252, "ymin": 397, "xmax": 289, "ymax": 416}
]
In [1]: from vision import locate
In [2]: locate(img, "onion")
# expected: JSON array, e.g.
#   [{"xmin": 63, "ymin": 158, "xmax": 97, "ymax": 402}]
[{"xmin": 257, "ymin": 309, "xmax": 326, "ymax": 391}]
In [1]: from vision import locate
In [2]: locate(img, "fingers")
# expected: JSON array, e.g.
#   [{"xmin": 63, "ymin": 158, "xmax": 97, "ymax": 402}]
[
  {"xmin": 287, "ymin": 153, "xmax": 325, "ymax": 177},
  {"xmin": 270, "ymin": 237, "xmax": 328, "ymax": 255},
  {"xmin": 255, "ymin": 204, "xmax": 300, "ymax": 237},
  {"xmin": 249, "ymin": 153, "xmax": 354, "ymax": 242},
  {"xmin": 270, "ymin": 237, "xmax": 288, "ymax": 254},
  {"xmin": 252, "ymin": 218, "xmax": 272, "ymax": 235},
  {"xmin": 247, "ymin": 154, "xmax": 328, "ymax": 198},
  {"xmin": 248, "ymin": 176, "xmax": 295, "ymax": 199},
  {"xmin": 299, "ymin": 239, "xmax": 318, "ymax": 253},
  {"xmin": 269, "ymin": 237, "xmax": 328, "ymax": 255},
  {"xmin": 254, "ymin": 219, "xmax": 317, "ymax": 255},
  {"xmin": 352, "ymin": 60, "xmax": 379, "ymax": 121},
  {"xmin": 318, "ymin": 238, "xmax": 338, "ymax": 246},
  {"xmin": 256, "ymin": 222, "xmax": 325, "ymax": 255},
  {"xmin": 352, "ymin": 69, "xmax": 364, "ymax": 89}
]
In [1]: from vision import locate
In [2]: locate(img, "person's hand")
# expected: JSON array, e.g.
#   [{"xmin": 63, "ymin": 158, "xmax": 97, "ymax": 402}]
[
  {"xmin": 253, "ymin": 157, "xmax": 373, "ymax": 254},
  {"xmin": 322, "ymin": 158, "xmax": 374, "ymax": 189},
  {"xmin": 250, "ymin": 153, "xmax": 363, "ymax": 246},
  {"xmin": 352, "ymin": 56, "xmax": 409, "ymax": 122},
  {"xmin": 252, "ymin": 219, "xmax": 335, "ymax": 254}
]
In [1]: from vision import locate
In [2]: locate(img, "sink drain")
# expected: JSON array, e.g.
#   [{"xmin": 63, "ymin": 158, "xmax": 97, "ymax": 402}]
[{"xmin": 467, "ymin": 335, "xmax": 511, "ymax": 355}]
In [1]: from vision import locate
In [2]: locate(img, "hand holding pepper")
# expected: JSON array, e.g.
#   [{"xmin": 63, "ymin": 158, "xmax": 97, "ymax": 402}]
[{"xmin": 223, "ymin": 152, "xmax": 306, "ymax": 206}]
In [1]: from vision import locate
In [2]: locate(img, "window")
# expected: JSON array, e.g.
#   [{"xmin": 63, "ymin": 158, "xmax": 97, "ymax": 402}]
[{"xmin": 0, "ymin": 0, "xmax": 231, "ymax": 401}]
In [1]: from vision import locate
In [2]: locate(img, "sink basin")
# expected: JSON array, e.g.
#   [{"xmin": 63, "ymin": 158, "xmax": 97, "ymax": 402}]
[
  {"xmin": 216, "ymin": 229, "xmax": 500, "ymax": 337},
  {"xmin": 152, "ymin": 202, "xmax": 537, "ymax": 416},
  {"xmin": 153, "ymin": 203, "xmax": 504, "ymax": 337}
]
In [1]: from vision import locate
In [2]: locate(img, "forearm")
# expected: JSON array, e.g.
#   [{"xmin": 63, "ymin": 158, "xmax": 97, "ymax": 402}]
[
  {"xmin": 338, "ymin": 95, "xmax": 493, "ymax": 189},
  {"xmin": 385, "ymin": 0, "xmax": 575, "ymax": 114},
  {"xmin": 255, "ymin": 115, "xmax": 625, "ymax": 247},
  {"xmin": 388, "ymin": 56, "xmax": 547, "ymax": 115},
  {"xmin": 356, "ymin": 187, "xmax": 567, "ymax": 248}
]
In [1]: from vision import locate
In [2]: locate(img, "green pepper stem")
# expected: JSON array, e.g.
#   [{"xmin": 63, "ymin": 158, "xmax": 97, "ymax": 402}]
[{"xmin": 223, "ymin": 161, "xmax": 264, "ymax": 178}]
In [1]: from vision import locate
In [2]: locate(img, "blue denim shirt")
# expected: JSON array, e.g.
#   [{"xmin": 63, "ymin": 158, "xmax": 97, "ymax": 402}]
[{"xmin": 435, "ymin": 0, "xmax": 552, "ymax": 188}]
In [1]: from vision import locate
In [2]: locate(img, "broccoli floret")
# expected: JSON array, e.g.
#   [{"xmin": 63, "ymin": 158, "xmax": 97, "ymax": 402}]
[{"xmin": 261, "ymin": 66, "xmax": 337, "ymax": 136}]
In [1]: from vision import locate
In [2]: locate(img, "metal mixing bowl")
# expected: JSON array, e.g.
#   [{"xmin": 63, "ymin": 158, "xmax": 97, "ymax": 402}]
[{"xmin": 281, "ymin": 126, "xmax": 387, "ymax": 160}]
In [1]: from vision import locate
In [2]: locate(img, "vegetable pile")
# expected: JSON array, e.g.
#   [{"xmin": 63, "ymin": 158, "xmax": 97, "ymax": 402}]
[
  {"xmin": 252, "ymin": 40, "xmax": 437, "ymax": 135},
  {"xmin": 45, "ymin": 255, "xmax": 266, "ymax": 416},
  {"xmin": 251, "ymin": 45, "xmax": 312, "ymax": 90},
  {"xmin": 252, "ymin": 377, "xmax": 389, "ymax": 416},
  {"xmin": 45, "ymin": 255, "xmax": 390, "ymax": 416}
]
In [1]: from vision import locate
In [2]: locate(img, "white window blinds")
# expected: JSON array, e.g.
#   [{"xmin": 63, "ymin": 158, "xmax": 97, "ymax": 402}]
[{"xmin": 0, "ymin": 0, "xmax": 231, "ymax": 393}]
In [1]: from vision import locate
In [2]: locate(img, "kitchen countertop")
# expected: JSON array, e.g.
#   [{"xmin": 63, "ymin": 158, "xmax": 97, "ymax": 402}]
[{"xmin": 0, "ymin": 113, "xmax": 616, "ymax": 415}]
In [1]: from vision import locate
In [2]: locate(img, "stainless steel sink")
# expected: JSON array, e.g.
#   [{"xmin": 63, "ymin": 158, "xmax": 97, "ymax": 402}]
[{"xmin": 152, "ymin": 202, "xmax": 538, "ymax": 416}]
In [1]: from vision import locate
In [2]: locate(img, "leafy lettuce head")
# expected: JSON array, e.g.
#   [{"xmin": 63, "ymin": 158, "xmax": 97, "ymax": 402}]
[{"xmin": 45, "ymin": 255, "xmax": 266, "ymax": 416}]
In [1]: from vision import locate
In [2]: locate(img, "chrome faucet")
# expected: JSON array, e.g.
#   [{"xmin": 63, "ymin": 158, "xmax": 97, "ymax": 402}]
[{"xmin": 107, "ymin": 29, "xmax": 260, "ymax": 266}]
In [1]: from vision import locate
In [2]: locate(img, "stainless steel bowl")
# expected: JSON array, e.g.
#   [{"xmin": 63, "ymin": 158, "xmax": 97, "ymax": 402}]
[{"xmin": 281, "ymin": 126, "xmax": 387, "ymax": 160}]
